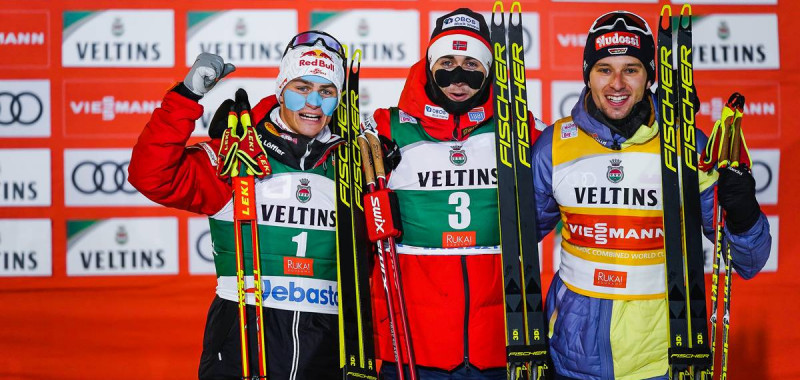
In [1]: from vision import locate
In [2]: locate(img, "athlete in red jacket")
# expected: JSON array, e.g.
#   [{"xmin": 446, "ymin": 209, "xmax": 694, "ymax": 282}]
[
  {"xmin": 363, "ymin": 9, "xmax": 543, "ymax": 379},
  {"xmin": 129, "ymin": 31, "xmax": 348, "ymax": 380}
]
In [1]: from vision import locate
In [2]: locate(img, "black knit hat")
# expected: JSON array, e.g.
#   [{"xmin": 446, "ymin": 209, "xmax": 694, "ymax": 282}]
[
  {"xmin": 583, "ymin": 11, "xmax": 655, "ymax": 85},
  {"xmin": 428, "ymin": 8, "xmax": 493, "ymax": 72}
]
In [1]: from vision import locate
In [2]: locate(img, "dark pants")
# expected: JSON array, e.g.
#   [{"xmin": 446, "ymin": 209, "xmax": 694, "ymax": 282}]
[
  {"xmin": 380, "ymin": 363, "xmax": 506, "ymax": 380},
  {"xmin": 198, "ymin": 296, "xmax": 339, "ymax": 380}
]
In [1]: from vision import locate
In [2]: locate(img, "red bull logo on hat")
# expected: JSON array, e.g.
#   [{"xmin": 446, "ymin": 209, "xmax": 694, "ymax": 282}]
[
  {"xmin": 300, "ymin": 49, "xmax": 333, "ymax": 61},
  {"xmin": 299, "ymin": 58, "xmax": 335, "ymax": 71}
]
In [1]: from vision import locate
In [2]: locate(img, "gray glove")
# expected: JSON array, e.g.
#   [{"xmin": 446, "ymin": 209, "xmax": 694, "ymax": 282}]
[{"xmin": 183, "ymin": 53, "xmax": 236, "ymax": 96}]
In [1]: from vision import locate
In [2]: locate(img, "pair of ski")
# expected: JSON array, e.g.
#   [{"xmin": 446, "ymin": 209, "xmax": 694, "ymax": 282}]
[
  {"xmin": 491, "ymin": 2, "xmax": 551, "ymax": 379},
  {"xmin": 333, "ymin": 48, "xmax": 418, "ymax": 380},
  {"xmin": 658, "ymin": 4, "xmax": 743, "ymax": 379},
  {"xmin": 332, "ymin": 48, "xmax": 381, "ymax": 380}
]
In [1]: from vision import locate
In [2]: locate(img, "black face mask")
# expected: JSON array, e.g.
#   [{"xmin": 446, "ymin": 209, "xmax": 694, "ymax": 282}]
[
  {"xmin": 433, "ymin": 66, "xmax": 485, "ymax": 89},
  {"xmin": 425, "ymin": 64, "xmax": 491, "ymax": 116}
]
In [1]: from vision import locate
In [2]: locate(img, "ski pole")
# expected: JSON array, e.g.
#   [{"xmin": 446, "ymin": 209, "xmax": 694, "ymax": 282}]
[
  {"xmin": 720, "ymin": 96, "xmax": 746, "ymax": 380},
  {"xmin": 237, "ymin": 96, "xmax": 269, "ymax": 380},
  {"xmin": 359, "ymin": 130, "xmax": 418, "ymax": 380},
  {"xmin": 709, "ymin": 92, "xmax": 741, "ymax": 378},
  {"xmin": 219, "ymin": 89, "xmax": 272, "ymax": 380}
]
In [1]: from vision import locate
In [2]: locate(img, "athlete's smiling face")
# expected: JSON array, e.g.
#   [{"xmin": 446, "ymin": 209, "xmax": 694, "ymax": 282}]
[
  {"xmin": 279, "ymin": 78, "xmax": 338, "ymax": 137},
  {"xmin": 588, "ymin": 55, "xmax": 651, "ymax": 120},
  {"xmin": 432, "ymin": 55, "xmax": 487, "ymax": 102}
]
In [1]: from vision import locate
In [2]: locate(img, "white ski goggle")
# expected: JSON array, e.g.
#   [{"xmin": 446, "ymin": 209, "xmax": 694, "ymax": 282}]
[{"xmin": 589, "ymin": 11, "xmax": 652, "ymax": 36}]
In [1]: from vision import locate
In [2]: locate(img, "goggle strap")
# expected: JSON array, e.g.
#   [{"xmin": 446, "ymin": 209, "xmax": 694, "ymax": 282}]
[
  {"xmin": 286, "ymin": 31, "xmax": 345, "ymax": 59},
  {"xmin": 590, "ymin": 14, "xmax": 652, "ymax": 36}
]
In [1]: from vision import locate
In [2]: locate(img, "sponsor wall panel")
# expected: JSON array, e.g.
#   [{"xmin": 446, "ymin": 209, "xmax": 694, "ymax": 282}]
[
  {"xmin": 63, "ymin": 148, "xmax": 155, "ymax": 206},
  {"xmin": 0, "ymin": 219, "xmax": 52, "ymax": 277},
  {"xmin": 186, "ymin": 10, "xmax": 298, "ymax": 68},
  {"xmin": 62, "ymin": 10, "xmax": 175, "ymax": 68},
  {"xmin": 696, "ymin": 80, "xmax": 780, "ymax": 139},
  {"xmin": 550, "ymin": 80, "xmax": 584, "ymax": 122},
  {"xmin": 63, "ymin": 78, "xmax": 173, "ymax": 138},
  {"xmin": 0, "ymin": 148, "xmax": 51, "ymax": 206},
  {"xmin": 311, "ymin": 10, "xmax": 420, "ymax": 68},
  {"xmin": 188, "ymin": 217, "xmax": 215, "ymax": 275},
  {"xmin": 553, "ymin": 0, "xmax": 657, "ymax": 2},
  {"xmin": 194, "ymin": 78, "xmax": 275, "ymax": 137},
  {"xmin": 0, "ymin": 79, "xmax": 51, "ymax": 137},
  {"xmin": 359, "ymin": 78, "xmax": 404, "ymax": 122},
  {"xmin": 750, "ymin": 148, "xmax": 780, "ymax": 206},
  {"xmin": 527, "ymin": 79, "xmax": 543, "ymax": 121},
  {"xmin": 673, "ymin": 0, "xmax": 777, "ymax": 4},
  {"xmin": 549, "ymin": 13, "xmax": 596, "ymax": 73},
  {"xmin": 0, "ymin": 1, "xmax": 796, "ymax": 379},
  {"xmin": 66, "ymin": 217, "xmax": 179, "ymax": 276},
  {"xmin": 691, "ymin": 14, "xmax": 780, "ymax": 70},
  {"xmin": 0, "ymin": 10, "xmax": 50, "ymax": 68}
]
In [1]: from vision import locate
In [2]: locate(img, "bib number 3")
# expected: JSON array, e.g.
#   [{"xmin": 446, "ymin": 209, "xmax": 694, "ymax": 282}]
[{"xmin": 448, "ymin": 192, "xmax": 471, "ymax": 230}]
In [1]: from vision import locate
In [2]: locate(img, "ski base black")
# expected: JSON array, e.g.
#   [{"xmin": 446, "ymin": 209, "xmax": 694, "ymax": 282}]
[
  {"xmin": 335, "ymin": 47, "xmax": 378, "ymax": 380},
  {"xmin": 658, "ymin": 5, "xmax": 712, "ymax": 379},
  {"xmin": 492, "ymin": 1, "xmax": 550, "ymax": 378}
]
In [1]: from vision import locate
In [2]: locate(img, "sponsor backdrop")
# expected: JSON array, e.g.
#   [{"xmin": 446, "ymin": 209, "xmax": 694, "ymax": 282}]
[{"xmin": 0, "ymin": 0, "xmax": 796, "ymax": 378}]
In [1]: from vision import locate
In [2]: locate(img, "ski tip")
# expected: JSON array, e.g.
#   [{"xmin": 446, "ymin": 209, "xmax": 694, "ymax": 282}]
[
  {"xmin": 680, "ymin": 4, "xmax": 692, "ymax": 29},
  {"xmin": 660, "ymin": 5, "xmax": 672, "ymax": 18},
  {"xmin": 350, "ymin": 49, "xmax": 362, "ymax": 74},
  {"xmin": 509, "ymin": 2, "xmax": 522, "ymax": 26},
  {"xmin": 659, "ymin": 6, "xmax": 672, "ymax": 32},
  {"xmin": 492, "ymin": 1, "xmax": 504, "ymax": 22},
  {"xmin": 681, "ymin": 3, "xmax": 692, "ymax": 16}
]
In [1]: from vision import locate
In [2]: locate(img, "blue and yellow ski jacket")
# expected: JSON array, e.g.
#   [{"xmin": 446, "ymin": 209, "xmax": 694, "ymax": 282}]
[{"xmin": 531, "ymin": 89, "xmax": 771, "ymax": 379}]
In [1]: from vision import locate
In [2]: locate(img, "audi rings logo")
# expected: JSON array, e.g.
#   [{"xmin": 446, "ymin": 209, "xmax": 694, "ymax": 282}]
[
  {"xmin": 522, "ymin": 26, "xmax": 534, "ymax": 55},
  {"xmin": 71, "ymin": 161, "xmax": 137, "ymax": 195},
  {"xmin": 195, "ymin": 230, "xmax": 214, "ymax": 263},
  {"xmin": 559, "ymin": 92, "xmax": 581, "ymax": 120},
  {"xmin": 0, "ymin": 92, "xmax": 43, "ymax": 126},
  {"xmin": 751, "ymin": 160, "xmax": 772, "ymax": 194}
]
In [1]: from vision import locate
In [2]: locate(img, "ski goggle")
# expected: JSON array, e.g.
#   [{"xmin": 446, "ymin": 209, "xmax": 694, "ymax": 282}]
[
  {"xmin": 283, "ymin": 30, "xmax": 346, "ymax": 61},
  {"xmin": 589, "ymin": 11, "xmax": 652, "ymax": 36}
]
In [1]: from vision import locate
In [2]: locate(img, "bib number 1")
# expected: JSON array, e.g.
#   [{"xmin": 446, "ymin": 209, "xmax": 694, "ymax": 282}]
[{"xmin": 291, "ymin": 231, "xmax": 308, "ymax": 257}]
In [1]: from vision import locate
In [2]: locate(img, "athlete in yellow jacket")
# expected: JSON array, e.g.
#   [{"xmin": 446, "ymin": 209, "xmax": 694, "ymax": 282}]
[{"xmin": 531, "ymin": 11, "xmax": 771, "ymax": 379}]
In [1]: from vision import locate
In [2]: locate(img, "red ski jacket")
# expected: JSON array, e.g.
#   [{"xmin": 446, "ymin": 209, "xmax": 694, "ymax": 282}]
[
  {"xmin": 129, "ymin": 88, "xmax": 278, "ymax": 215},
  {"xmin": 367, "ymin": 60, "xmax": 542, "ymax": 371}
]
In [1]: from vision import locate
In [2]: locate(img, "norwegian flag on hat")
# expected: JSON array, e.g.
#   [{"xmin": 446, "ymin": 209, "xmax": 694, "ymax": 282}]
[{"xmin": 452, "ymin": 40, "xmax": 468, "ymax": 51}]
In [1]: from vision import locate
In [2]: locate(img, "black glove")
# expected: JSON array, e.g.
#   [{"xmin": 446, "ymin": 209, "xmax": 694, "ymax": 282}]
[
  {"xmin": 718, "ymin": 166, "xmax": 761, "ymax": 234},
  {"xmin": 379, "ymin": 135, "xmax": 402, "ymax": 173},
  {"xmin": 208, "ymin": 98, "xmax": 234, "ymax": 139}
]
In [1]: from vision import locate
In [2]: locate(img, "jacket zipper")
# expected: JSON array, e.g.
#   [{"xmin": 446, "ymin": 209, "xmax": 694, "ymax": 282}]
[
  {"xmin": 452, "ymin": 115, "xmax": 471, "ymax": 371},
  {"xmin": 299, "ymin": 143, "xmax": 312, "ymax": 170},
  {"xmin": 462, "ymin": 255, "xmax": 471, "ymax": 371}
]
